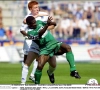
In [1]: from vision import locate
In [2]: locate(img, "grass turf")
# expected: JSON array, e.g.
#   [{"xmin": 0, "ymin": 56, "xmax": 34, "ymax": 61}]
[{"xmin": 0, "ymin": 62, "xmax": 100, "ymax": 84}]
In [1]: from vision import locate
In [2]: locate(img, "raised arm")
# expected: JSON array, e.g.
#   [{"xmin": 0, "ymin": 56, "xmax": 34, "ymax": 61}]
[{"xmin": 39, "ymin": 17, "xmax": 56, "ymax": 37}]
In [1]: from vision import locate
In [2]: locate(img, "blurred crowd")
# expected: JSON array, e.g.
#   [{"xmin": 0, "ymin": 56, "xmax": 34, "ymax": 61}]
[
  {"xmin": 0, "ymin": 1, "xmax": 100, "ymax": 44},
  {"xmin": 39, "ymin": 1, "xmax": 100, "ymax": 43},
  {"xmin": 0, "ymin": 7, "xmax": 13, "ymax": 41}
]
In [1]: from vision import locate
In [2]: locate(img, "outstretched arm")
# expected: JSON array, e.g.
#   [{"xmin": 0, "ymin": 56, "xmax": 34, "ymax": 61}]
[
  {"xmin": 39, "ymin": 17, "xmax": 56, "ymax": 37},
  {"xmin": 38, "ymin": 24, "xmax": 49, "ymax": 37},
  {"xmin": 23, "ymin": 13, "xmax": 48, "ymax": 24}
]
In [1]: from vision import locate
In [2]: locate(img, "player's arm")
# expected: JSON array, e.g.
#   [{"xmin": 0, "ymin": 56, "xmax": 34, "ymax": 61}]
[
  {"xmin": 39, "ymin": 17, "xmax": 56, "ymax": 37},
  {"xmin": 27, "ymin": 17, "xmax": 51, "ymax": 38},
  {"xmin": 47, "ymin": 17, "xmax": 56, "ymax": 30},
  {"xmin": 38, "ymin": 25, "xmax": 49, "ymax": 37},
  {"xmin": 20, "ymin": 23, "xmax": 34, "ymax": 39},
  {"xmin": 20, "ymin": 23, "xmax": 28, "ymax": 36},
  {"xmin": 42, "ymin": 15, "xmax": 56, "ymax": 30},
  {"xmin": 20, "ymin": 31, "xmax": 28, "ymax": 36},
  {"xmin": 23, "ymin": 13, "xmax": 48, "ymax": 24},
  {"xmin": 34, "ymin": 13, "xmax": 48, "ymax": 18},
  {"xmin": 47, "ymin": 25, "xmax": 55, "ymax": 30}
]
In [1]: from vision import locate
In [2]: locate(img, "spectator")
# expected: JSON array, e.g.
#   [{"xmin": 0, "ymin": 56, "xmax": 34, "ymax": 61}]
[
  {"xmin": 94, "ymin": 6, "xmax": 100, "ymax": 23},
  {"xmin": 73, "ymin": 7, "xmax": 83, "ymax": 20},
  {"xmin": 84, "ymin": 6, "xmax": 95, "ymax": 23},
  {"xmin": 6, "ymin": 26, "xmax": 13, "ymax": 41},
  {"xmin": 83, "ymin": 1, "xmax": 95, "ymax": 11},
  {"xmin": 96, "ymin": 22, "xmax": 100, "ymax": 42},
  {"xmin": 0, "ymin": 23, "xmax": 7, "ymax": 40},
  {"xmin": 58, "ymin": 14, "xmax": 71, "ymax": 39},
  {"xmin": 87, "ymin": 23, "xmax": 97, "ymax": 42},
  {"xmin": 70, "ymin": 15, "xmax": 81, "ymax": 39},
  {"xmin": 68, "ymin": 3, "xmax": 78, "ymax": 13},
  {"xmin": 53, "ymin": 1, "xmax": 65, "ymax": 16},
  {"xmin": 78, "ymin": 14, "xmax": 90, "ymax": 40}
]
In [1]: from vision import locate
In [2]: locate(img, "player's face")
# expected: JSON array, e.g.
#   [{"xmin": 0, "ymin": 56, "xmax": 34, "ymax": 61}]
[
  {"xmin": 30, "ymin": 4, "xmax": 39, "ymax": 15},
  {"xmin": 29, "ymin": 19, "xmax": 37, "ymax": 29}
]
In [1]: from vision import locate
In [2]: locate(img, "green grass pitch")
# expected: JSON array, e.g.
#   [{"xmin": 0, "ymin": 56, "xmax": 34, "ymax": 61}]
[{"xmin": 0, "ymin": 62, "xmax": 100, "ymax": 84}]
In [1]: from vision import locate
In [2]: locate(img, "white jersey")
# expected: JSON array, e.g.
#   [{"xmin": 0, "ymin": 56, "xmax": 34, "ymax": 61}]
[
  {"xmin": 20, "ymin": 13, "xmax": 33, "ymax": 55},
  {"xmin": 20, "ymin": 12, "xmax": 48, "ymax": 55}
]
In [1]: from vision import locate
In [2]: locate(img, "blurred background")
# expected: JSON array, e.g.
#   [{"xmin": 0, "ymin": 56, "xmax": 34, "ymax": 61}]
[{"xmin": 0, "ymin": 0, "xmax": 100, "ymax": 63}]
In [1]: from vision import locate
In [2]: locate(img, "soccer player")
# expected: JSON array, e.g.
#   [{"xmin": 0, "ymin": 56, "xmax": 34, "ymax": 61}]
[
  {"xmin": 20, "ymin": 21, "xmax": 38, "ymax": 82},
  {"xmin": 21, "ymin": 1, "xmax": 57, "ymax": 84},
  {"xmin": 26, "ymin": 16, "xmax": 81, "ymax": 84}
]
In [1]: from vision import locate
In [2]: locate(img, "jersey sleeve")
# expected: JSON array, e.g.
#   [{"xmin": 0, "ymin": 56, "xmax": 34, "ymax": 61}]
[
  {"xmin": 41, "ymin": 16, "xmax": 48, "ymax": 23},
  {"xmin": 20, "ymin": 23, "xmax": 28, "ymax": 31},
  {"xmin": 20, "ymin": 13, "xmax": 32, "ymax": 31}
]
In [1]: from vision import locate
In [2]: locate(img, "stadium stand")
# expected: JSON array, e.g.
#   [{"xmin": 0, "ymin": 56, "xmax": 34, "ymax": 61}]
[
  {"xmin": 0, "ymin": 1, "xmax": 100, "ymax": 62},
  {"xmin": 0, "ymin": 1, "xmax": 100, "ymax": 44}
]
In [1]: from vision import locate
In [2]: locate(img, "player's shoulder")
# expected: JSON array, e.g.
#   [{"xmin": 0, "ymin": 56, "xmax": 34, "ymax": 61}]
[
  {"xmin": 36, "ymin": 20, "xmax": 43, "ymax": 24},
  {"xmin": 24, "ymin": 13, "xmax": 32, "ymax": 19}
]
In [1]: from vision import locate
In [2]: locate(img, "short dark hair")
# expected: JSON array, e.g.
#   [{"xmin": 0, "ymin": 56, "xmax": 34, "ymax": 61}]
[{"xmin": 26, "ymin": 16, "xmax": 35, "ymax": 25}]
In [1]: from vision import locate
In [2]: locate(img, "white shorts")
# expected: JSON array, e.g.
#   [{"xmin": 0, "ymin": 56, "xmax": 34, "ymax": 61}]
[
  {"xmin": 29, "ymin": 41, "xmax": 40, "ymax": 55},
  {"xmin": 23, "ymin": 39, "xmax": 32, "ymax": 55},
  {"xmin": 23, "ymin": 39, "xmax": 39, "ymax": 55}
]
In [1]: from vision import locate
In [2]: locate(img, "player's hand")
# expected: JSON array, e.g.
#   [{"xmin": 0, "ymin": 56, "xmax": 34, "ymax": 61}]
[
  {"xmin": 47, "ymin": 16, "xmax": 56, "ymax": 26},
  {"xmin": 47, "ymin": 16, "xmax": 52, "ymax": 25}
]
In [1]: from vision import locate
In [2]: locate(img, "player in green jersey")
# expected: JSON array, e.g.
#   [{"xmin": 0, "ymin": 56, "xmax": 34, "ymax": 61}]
[
  {"xmin": 21, "ymin": 1, "xmax": 57, "ymax": 84},
  {"xmin": 26, "ymin": 16, "xmax": 81, "ymax": 84}
]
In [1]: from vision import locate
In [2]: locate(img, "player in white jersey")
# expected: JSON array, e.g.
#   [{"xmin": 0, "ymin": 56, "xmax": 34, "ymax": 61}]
[
  {"xmin": 20, "ymin": 21, "xmax": 38, "ymax": 82},
  {"xmin": 21, "ymin": 1, "xmax": 56, "ymax": 84}
]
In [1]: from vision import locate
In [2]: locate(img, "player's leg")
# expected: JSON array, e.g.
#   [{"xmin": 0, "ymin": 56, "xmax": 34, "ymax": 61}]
[
  {"xmin": 21, "ymin": 40, "xmax": 30, "ymax": 84},
  {"xmin": 29, "ymin": 59, "xmax": 38, "ymax": 82},
  {"xmin": 27, "ymin": 41, "xmax": 39, "ymax": 82},
  {"xmin": 22, "ymin": 39, "xmax": 32, "ymax": 66},
  {"xmin": 22, "ymin": 55, "xmax": 27, "ymax": 67},
  {"xmin": 56, "ymin": 43, "xmax": 81, "ymax": 79},
  {"xmin": 21, "ymin": 51, "xmax": 38, "ymax": 84},
  {"xmin": 47, "ymin": 56, "xmax": 56, "ymax": 83},
  {"xmin": 35, "ymin": 55, "xmax": 49, "ymax": 84}
]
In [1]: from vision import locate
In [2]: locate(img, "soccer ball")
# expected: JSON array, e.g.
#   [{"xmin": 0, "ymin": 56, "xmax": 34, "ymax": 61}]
[{"xmin": 87, "ymin": 78, "xmax": 98, "ymax": 85}]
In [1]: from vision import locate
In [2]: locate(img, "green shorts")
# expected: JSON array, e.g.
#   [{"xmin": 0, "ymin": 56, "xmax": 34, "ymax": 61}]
[{"xmin": 40, "ymin": 41, "xmax": 62, "ymax": 57}]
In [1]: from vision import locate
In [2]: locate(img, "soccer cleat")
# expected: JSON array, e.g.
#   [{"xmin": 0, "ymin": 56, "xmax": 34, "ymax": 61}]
[
  {"xmin": 47, "ymin": 70, "xmax": 55, "ymax": 83},
  {"xmin": 70, "ymin": 70, "xmax": 81, "ymax": 79},
  {"xmin": 29, "ymin": 76, "xmax": 35, "ymax": 83}
]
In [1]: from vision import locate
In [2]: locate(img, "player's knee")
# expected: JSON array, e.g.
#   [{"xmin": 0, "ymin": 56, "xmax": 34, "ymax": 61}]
[
  {"xmin": 37, "ymin": 63, "xmax": 43, "ymax": 70},
  {"xmin": 65, "ymin": 45, "xmax": 71, "ymax": 52},
  {"xmin": 51, "ymin": 63, "xmax": 56, "ymax": 68}
]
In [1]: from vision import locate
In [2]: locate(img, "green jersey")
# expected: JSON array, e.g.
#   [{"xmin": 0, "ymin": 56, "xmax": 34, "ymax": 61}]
[
  {"xmin": 27, "ymin": 20, "xmax": 57, "ymax": 47},
  {"xmin": 27, "ymin": 20, "xmax": 61, "ymax": 56}
]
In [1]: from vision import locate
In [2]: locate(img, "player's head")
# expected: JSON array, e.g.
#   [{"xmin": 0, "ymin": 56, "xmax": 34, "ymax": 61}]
[
  {"xmin": 28, "ymin": 1, "xmax": 39, "ymax": 15},
  {"xmin": 26, "ymin": 16, "xmax": 37, "ymax": 29}
]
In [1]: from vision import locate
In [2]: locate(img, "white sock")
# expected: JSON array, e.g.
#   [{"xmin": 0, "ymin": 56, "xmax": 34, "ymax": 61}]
[
  {"xmin": 30, "ymin": 59, "xmax": 38, "ymax": 77},
  {"xmin": 21, "ymin": 64, "xmax": 29, "ymax": 83},
  {"xmin": 22, "ymin": 61, "xmax": 24, "ymax": 67},
  {"xmin": 48, "ymin": 65, "xmax": 56, "ymax": 75}
]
